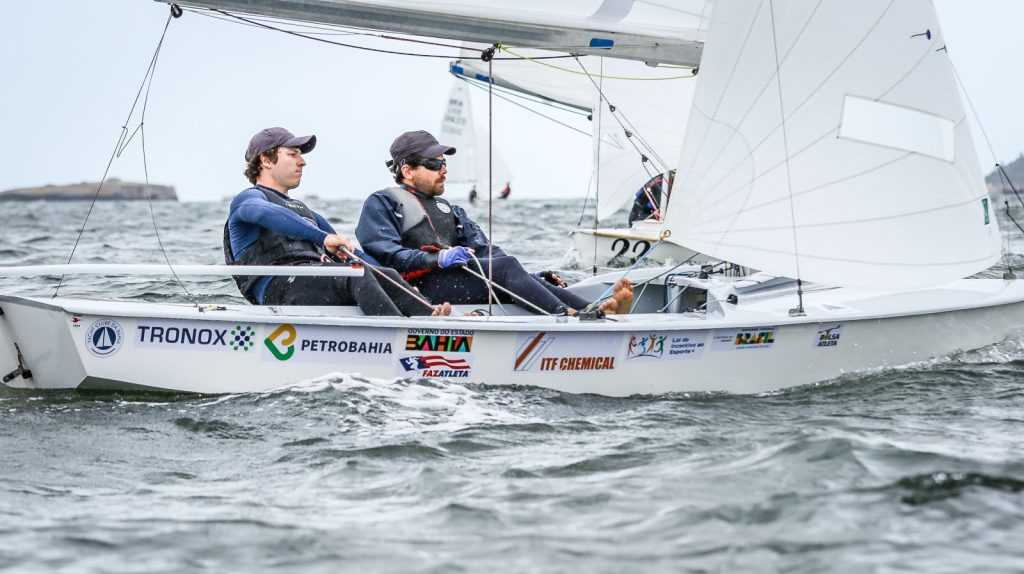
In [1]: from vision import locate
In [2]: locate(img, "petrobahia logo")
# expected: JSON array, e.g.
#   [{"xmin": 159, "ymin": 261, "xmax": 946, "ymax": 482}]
[{"xmin": 265, "ymin": 324, "xmax": 297, "ymax": 361}]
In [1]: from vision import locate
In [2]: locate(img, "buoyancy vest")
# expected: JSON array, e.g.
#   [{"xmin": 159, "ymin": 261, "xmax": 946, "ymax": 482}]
[
  {"xmin": 223, "ymin": 186, "xmax": 325, "ymax": 303},
  {"xmin": 379, "ymin": 186, "xmax": 461, "ymax": 281},
  {"xmin": 380, "ymin": 186, "xmax": 460, "ymax": 248}
]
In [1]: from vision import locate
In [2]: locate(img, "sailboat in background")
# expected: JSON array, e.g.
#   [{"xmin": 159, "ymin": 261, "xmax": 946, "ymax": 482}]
[
  {"xmin": 449, "ymin": 37, "xmax": 707, "ymax": 267},
  {"xmin": 2, "ymin": 0, "xmax": 1023, "ymax": 396},
  {"xmin": 438, "ymin": 80, "xmax": 513, "ymax": 204}
]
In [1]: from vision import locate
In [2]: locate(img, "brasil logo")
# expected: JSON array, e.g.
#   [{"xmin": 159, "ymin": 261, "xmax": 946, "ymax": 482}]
[{"xmin": 265, "ymin": 324, "xmax": 297, "ymax": 361}]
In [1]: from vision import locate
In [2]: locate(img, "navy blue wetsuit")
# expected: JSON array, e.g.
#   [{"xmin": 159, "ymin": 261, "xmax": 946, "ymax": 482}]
[
  {"xmin": 226, "ymin": 186, "xmax": 431, "ymax": 316},
  {"xmin": 227, "ymin": 186, "xmax": 335, "ymax": 303},
  {"xmin": 356, "ymin": 189, "xmax": 588, "ymax": 314}
]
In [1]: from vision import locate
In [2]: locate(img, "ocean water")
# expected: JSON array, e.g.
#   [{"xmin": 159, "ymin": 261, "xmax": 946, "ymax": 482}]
[{"xmin": 2, "ymin": 199, "xmax": 1024, "ymax": 573}]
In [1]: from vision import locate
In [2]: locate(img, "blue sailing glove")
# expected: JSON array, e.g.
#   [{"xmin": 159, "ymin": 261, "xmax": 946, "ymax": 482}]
[{"xmin": 438, "ymin": 246, "xmax": 472, "ymax": 269}]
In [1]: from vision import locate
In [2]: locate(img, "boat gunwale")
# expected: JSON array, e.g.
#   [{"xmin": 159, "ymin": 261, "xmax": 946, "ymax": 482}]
[{"xmin": 4, "ymin": 279, "xmax": 1024, "ymax": 332}]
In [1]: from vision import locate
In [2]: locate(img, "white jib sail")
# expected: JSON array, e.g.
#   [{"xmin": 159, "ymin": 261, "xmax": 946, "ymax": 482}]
[
  {"xmin": 439, "ymin": 80, "xmax": 512, "ymax": 195},
  {"xmin": 662, "ymin": 0, "xmax": 1001, "ymax": 289}
]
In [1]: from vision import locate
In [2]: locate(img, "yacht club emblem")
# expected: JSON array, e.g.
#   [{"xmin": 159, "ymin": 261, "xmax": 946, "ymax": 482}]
[{"xmin": 86, "ymin": 319, "xmax": 124, "ymax": 357}]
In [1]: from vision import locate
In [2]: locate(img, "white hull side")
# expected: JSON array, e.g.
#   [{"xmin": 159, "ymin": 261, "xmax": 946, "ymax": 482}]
[{"xmin": 3, "ymin": 279, "xmax": 1024, "ymax": 396}]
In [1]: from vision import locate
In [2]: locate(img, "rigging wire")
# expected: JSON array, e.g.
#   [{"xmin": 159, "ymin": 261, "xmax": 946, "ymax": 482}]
[
  {"xmin": 592, "ymin": 57, "xmax": 605, "ymax": 275},
  {"xmin": 138, "ymin": 22, "xmax": 195, "ymax": 302},
  {"xmin": 338, "ymin": 248, "xmax": 438, "ymax": 313},
  {"xmin": 949, "ymin": 59, "xmax": 1024, "ymax": 275},
  {"xmin": 487, "ymin": 45, "xmax": 495, "ymax": 314},
  {"xmin": 767, "ymin": 0, "xmax": 804, "ymax": 315},
  {"xmin": 572, "ymin": 55, "xmax": 665, "ymax": 178},
  {"xmin": 576, "ymin": 172, "xmax": 596, "ymax": 227},
  {"xmin": 455, "ymin": 72, "xmax": 590, "ymax": 117},
  {"xmin": 464, "ymin": 253, "xmax": 509, "ymax": 315},
  {"xmin": 54, "ymin": 10, "xmax": 178, "ymax": 298},
  {"xmin": 628, "ymin": 252, "xmax": 701, "ymax": 313},
  {"xmin": 457, "ymin": 77, "xmax": 592, "ymax": 138}
]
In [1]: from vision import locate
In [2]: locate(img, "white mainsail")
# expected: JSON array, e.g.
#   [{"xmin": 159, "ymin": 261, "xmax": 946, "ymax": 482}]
[
  {"xmin": 169, "ymin": 0, "xmax": 706, "ymax": 66},
  {"xmin": 662, "ymin": 0, "xmax": 1000, "ymax": 288},
  {"xmin": 438, "ymin": 80, "xmax": 512, "ymax": 195}
]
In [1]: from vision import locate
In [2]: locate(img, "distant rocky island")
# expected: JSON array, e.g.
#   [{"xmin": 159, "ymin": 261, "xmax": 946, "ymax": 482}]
[{"xmin": 0, "ymin": 178, "xmax": 177, "ymax": 201}]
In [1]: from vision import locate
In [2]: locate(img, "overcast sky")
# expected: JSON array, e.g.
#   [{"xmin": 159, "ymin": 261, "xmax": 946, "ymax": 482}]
[{"xmin": 3, "ymin": 0, "xmax": 1023, "ymax": 202}]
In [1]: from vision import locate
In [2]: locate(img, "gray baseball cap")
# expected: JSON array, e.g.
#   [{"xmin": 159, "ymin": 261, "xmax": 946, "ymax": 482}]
[
  {"xmin": 389, "ymin": 130, "xmax": 456, "ymax": 167},
  {"xmin": 245, "ymin": 127, "xmax": 316, "ymax": 161}
]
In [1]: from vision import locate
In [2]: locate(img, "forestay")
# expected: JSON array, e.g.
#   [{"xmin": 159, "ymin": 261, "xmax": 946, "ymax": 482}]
[
  {"xmin": 438, "ymin": 80, "xmax": 513, "ymax": 195},
  {"xmin": 662, "ymin": 0, "xmax": 1001, "ymax": 289},
  {"xmin": 167, "ymin": 0, "xmax": 707, "ymax": 66}
]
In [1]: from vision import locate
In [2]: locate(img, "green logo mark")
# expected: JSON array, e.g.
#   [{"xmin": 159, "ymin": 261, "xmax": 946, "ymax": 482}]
[{"xmin": 264, "ymin": 324, "xmax": 297, "ymax": 361}]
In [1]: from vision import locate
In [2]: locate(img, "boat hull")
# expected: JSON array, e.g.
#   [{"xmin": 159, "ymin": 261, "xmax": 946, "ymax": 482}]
[{"xmin": 3, "ymin": 279, "xmax": 1024, "ymax": 395}]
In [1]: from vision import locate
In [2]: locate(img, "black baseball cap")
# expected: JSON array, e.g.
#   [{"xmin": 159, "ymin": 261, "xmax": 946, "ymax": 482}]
[
  {"xmin": 388, "ymin": 130, "xmax": 456, "ymax": 168},
  {"xmin": 245, "ymin": 127, "xmax": 316, "ymax": 161}
]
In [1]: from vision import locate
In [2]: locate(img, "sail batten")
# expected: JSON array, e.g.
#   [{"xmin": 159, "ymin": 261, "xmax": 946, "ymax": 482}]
[
  {"xmin": 664, "ymin": 0, "xmax": 1000, "ymax": 289},
  {"xmin": 166, "ymin": 0, "xmax": 706, "ymax": 66}
]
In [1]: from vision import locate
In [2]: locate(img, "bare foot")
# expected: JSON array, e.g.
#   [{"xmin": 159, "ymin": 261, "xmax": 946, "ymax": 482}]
[
  {"xmin": 605, "ymin": 278, "xmax": 634, "ymax": 314},
  {"xmin": 431, "ymin": 302, "xmax": 452, "ymax": 317},
  {"xmin": 597, "ymin": 298, "xmax": 618, "ymax": 314}
]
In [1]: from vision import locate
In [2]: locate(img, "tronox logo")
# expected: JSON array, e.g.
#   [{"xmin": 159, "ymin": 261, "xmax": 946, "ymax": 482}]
[
  {"xmin": 139, "ymin": 325, "xmax": 226, "ymax": 346},
  {"xmin": 136, "ymin": 323, "xmax": 253, "ymax": 352}
]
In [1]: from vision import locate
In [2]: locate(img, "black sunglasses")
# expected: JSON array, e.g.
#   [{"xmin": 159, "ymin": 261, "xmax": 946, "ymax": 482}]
[{"xmin": 409, "ymin": 157, "xmax": 447, "ymax": 171}]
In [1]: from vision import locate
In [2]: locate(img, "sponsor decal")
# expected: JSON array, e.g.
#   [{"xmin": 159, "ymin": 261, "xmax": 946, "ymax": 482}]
[
  {"xmin": 627, "ymin": 332, "xmax": 707, "ymax": 361},
  {"xmin": 815, "ymin": 324, "xmax": 842, "ymax": 348},
  {"xmin": 513, "ymin": 332, "xmax": 619, "ymax": 373},
  {"xmin": 71, "ymin": 316, "xmax": 82, "ymax": 328},
  {"xmin": 404, "ymin": 328, "xmax": 473, "ymax": 353},
  {"xmin": 265, "ymin": 324, "xmax": 396, "ymax": 363},
  {"xmin": 712, "ymin": 327, "xmax": 777, "ymax": 351},
  {"xmin": 230, "ymin": 325, "xmax": 256, "ymax": 351},
  {"xmin": 86, "ymin": 319, "xmax": 124, "ymax": 357},
  {"xmin": 435, "ymin": 200, "xmax": 452, "ymax": 214},
  {"xmin": 265, "ymin": 324, "xmax": 297, "ymax": 361},
  {"xmin": 666, "ymin": 333, "xmax": 707, "ymax": 359},
  {"xmin": 137, "ymin": 321, "xmax": 255, "ymax": 353},
  {"xmin": 627, "ymin": 334, "xmax": 666, "ymax": 359},
  {"xmin": 399, "ymin": 354, "xmax": 471, "ymax": 378}
]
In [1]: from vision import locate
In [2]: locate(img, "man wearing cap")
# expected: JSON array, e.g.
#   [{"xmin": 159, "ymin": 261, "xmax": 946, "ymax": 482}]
[
  {"xmin": 224, "ymin": 127, "xmax": 450, "ymax": 316},
  {"xmin": 355, "ymin": 130, "xmax": 632, "ymax": 315}
]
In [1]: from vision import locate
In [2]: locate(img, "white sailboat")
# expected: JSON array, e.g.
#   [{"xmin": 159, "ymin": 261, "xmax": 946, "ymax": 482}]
[
  {"xmin": 438, "ymin": 80, "xmax": 513, "ymax": 203},
  {"xmin": 2, "ymin": 0, "xmax": 1022, "ymax": 396},
  {"xmin": 449, "ymin": 37, "xmax": 705, "ymax": 266}
]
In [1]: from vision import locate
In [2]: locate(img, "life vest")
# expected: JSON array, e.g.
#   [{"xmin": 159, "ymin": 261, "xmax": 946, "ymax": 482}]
[
  {"xmin": 223, "ymin": 186, "xmax": 324, "ymax": 303},
  {"xmin": 378, "ymin": 186, "xmax": 461, "ymax": 280}
]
